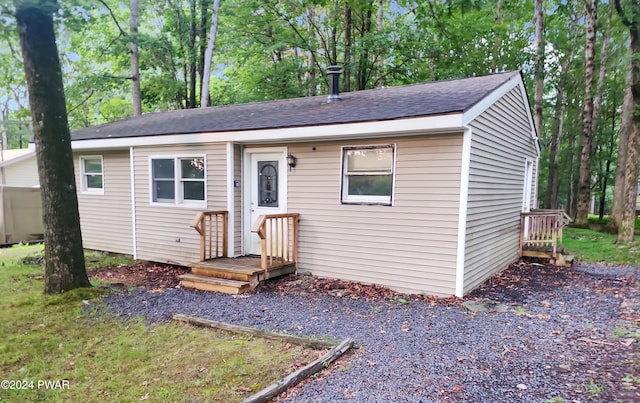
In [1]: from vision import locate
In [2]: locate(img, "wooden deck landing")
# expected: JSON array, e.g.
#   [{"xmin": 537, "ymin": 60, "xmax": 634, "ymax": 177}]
[{"xmin": 179, "ymin": 256, "xmax": 296, "ymax": 294}]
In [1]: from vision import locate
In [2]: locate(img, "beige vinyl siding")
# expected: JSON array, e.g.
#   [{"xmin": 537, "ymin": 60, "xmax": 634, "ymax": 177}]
[
  {"xmin": 75, "ymin": 150, "xmax": 133, "ymax": 255},
  {"xmin": 233, "ymin": 144, "xmax": 242, "ymax": 256},
  {"xmin": 464, "ymin": 87, "xmax": 538, "ymax": 293},
  {"xmin": 2, "ymin": 157, "xmax": 39, "ymax": 186},
  {"xmin": 287, "ymin": 135, "xmax": 463, "ymax": 296},
  {"xmin": 133, "ymin": 144, "xmax": 227, "ymax": 265}
]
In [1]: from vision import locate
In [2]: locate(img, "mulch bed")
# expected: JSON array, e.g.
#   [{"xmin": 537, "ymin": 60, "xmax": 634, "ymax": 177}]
[
  {"xmin": 88, "ymin": 261, "xmax": 460, "ymax": 304},
  {"xmin": 89, "ymin": 263, "xmax": 188, "ymax": 289}
]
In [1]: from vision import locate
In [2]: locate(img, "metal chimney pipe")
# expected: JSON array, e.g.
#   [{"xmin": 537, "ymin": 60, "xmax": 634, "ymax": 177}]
[{"xmin": 327, "ymin": 65, "xmax": 342, "ymax": 103}]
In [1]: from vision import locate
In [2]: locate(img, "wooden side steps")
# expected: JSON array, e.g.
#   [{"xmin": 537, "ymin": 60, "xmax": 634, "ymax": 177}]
[
  {"xmin": 178, "ymin": 257, "xmax": 296, "ymax": 295},
  {"xmin": 522, "ymin": 246, "xmax": 574, "ymax": 267}
]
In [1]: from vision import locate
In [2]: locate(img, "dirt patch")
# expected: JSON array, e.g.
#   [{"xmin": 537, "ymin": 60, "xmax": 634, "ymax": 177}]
[{"xmin": 89, "ymin": 263, "xmax": 188, "ymax": 288}]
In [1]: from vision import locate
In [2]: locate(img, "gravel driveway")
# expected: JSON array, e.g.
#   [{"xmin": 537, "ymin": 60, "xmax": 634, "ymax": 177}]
[{"xmin": 98, "ymin": 262, "xmax": 639, "ymax": 402}]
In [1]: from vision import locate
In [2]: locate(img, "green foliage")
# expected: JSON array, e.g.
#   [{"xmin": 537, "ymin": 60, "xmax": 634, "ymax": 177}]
[{"xmin": 0, "ymin": 244, "xmax": 316, "ymax": 402}]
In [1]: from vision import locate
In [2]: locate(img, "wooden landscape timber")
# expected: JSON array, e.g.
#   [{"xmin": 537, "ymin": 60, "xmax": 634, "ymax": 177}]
[
  {"xmin": 241, "ymin": 338, "xmax": 355, "ymax": 403},
  {"xmin": 172, "ymin": 314, "xmax": 338, "ymax": 349}
]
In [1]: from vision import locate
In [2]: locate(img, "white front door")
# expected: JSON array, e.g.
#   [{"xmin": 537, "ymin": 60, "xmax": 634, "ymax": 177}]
[{"xmin": 244, "ymin": 150, "xmax": 287, "ymax": 255}]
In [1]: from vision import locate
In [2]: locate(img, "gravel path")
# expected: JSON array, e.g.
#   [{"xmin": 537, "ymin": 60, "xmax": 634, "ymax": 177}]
[{"xmin": 97, "ymin": 262, "xmax": 639, "ymax": 402}]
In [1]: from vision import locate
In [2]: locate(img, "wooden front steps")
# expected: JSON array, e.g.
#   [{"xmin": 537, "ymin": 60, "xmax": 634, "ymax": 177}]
[
  {"xmin": 522, "ymin": 245, "xmax": 574, "ymax": 267},
  {"xmin": 179, "ymin": 256, "xmax": 296, "ymax": 294}
]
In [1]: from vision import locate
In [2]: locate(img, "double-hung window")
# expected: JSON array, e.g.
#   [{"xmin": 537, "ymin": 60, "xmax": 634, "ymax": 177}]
[
  {"xmin": 80, "ymin": 156, "xmax": 104, "ymax": 194},
  {"xmin": 341, "ymin": 145, "xmax": 395, "ymax": 205},
  {"xmin": 151, "ymin": 156, "xmax": 205, "ymax": 205}
]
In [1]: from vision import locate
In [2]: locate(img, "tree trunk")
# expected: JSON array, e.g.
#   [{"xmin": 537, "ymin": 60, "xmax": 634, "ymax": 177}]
[
  {"xmin": 343, "ymin": 5, "xmax": 352, "ymax": 93},
  {"xmin": 130, "ymin": 0, "xmax": 142, "ymax": 116},
  {"xmin": 200, "ymin": 0, "xmax": 220, "ymax": 108},
  {"xmin": 565, "ymin": 130, "xmax": 576, "ymax": 216},
  {"xmin": 330, "ymin": 6, "xmax": 337, "ymax": 66},
  {"xmin": 565, "ymin": 102, "xmax": 583, "ymax": 217},
  {"xmin": 493, "ymin": 0, "xmax": 503, "ymax": 73},
  {"xmin": 533, "ymin": 0, "xmax": 544, "ymax": 137},
  {"xmin": 598, "ymin": 152, "xmax": 612, "ymax": 220},
  {"xmin": 15, "ymin": 0, "xmax": 90, "ymax": 293},
  {"xmin": 376, "ymin": 0, "xmax": 384, "ymax": 87},
  {"xmin": 188, "ymin": 0, "xmax": 197, "ymax": 108},
  {"xmin": 198, "ymin": 0, "xmax": 209, "ymax": 98},
  {"xmin": 608, "ymin": 40, "xmax": 633, "ymax": 231},
  {"xmin": 307, "ymin": 7, "xmax": 316, "ymax": 96},
  {"xmin": 617, "ymin": 115, "xmax": 640, "ymax": 242},
  {"xmin": 170, "ymin": 0, "xmax": 188, "ymax": 108},
  {"xmin": 545, "ymin": 87, "xmax": 565, "ymax": 209},
  {"xmin": 614, "ymin": 0, "xmax": 640, "ymax": 242},
  {"xmin": 592, "ymin": 1, "xmax": 613, "ymax": 221},
  {"xmin": 591, "ymin": 0, "xmax": 613, "ymax": 142},
  {"xmin": 357, "ymin": 8, "xmax": 373, "ymax": 90},
  {"xmin": 575, "ymin": 0, "xmax": 597, "ymax": 226}
]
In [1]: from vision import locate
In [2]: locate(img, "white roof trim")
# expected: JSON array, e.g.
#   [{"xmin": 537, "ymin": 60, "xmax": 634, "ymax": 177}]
[
  {"xmin": 71, "ymin": 114, "xmax": 465, "ymax": 150},
  {"xmin": 462, "ymin": 74, "xmax": 540, "ymax": 156}
]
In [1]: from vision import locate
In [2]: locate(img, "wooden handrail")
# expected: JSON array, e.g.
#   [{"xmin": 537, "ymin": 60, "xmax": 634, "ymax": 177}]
[
  {"xmin": 520, "ymin": 210, "xmax": 571, "ymax": 258},
  {"xmin": 251, "ymin": 213, "xmax": 300, "ymax": 272},
  {"xmin": 191, "ymin": 210, "xmax": 228, "ymax": 261}
]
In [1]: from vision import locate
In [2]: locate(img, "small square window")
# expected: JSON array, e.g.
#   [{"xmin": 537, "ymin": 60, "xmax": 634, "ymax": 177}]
[
  {"xmin": 341, "ymin": 145, "xmax": 394, "ymax": 205},
  {"xmin": 80, "ymin": 156, "xmax": 104, "ymax": 194}
]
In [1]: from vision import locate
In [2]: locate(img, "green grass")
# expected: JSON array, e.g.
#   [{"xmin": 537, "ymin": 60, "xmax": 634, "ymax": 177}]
[
  {"xmin": 0, "ymin": 245, "xmax": 317, "ymax": 402},
  {"xmin": 564, "ymin": 227, "xmax": 640, "ymax": 265}
]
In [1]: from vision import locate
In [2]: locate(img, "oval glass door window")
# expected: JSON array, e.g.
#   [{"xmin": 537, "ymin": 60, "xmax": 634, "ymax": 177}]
[{"xmin": 258, "ymin": 161, "xmax": 278, "ymax": 207}]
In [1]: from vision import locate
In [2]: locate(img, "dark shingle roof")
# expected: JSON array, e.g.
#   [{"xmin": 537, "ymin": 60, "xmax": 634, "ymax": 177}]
[{"xmin": 71, "ymin": 71, "xmax": 521, "ymax": 141}]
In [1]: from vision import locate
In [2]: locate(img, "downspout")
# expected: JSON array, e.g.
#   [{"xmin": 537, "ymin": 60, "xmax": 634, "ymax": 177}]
[
  {"xmin": 226, "ymin": 142, "xmax": 235, "ymax": 257},
  {"xmin": 455, "ymin": 127, "xmax": 472, "ymax": 298},
  {"xmin": 130, "ymin": 147, "xmax": 137, "ymax": 259}
]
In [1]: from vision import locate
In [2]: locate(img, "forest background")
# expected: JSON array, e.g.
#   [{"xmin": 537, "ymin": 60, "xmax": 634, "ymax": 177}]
[{"xmin": 0, "ymin": 0, "xmax": 638, "ymax": 235}]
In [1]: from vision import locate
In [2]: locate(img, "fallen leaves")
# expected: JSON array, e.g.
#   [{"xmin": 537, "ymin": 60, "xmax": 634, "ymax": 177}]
[{"xmin": 89, "ymin": 263, "xmax": 188, "ymax": 288}]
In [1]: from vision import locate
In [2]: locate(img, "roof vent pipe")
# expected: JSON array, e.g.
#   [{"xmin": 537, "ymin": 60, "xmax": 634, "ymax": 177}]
[{"xmin": 327, "ymin": 65, "xmax": 342, "ymax": 103}]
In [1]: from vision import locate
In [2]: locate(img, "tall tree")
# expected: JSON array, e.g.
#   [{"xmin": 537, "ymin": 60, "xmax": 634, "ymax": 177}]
[
  {"xmin": 13, "ymin": 0, "xmax": 90, "ymax": 293},
  {"xmin": 575, "ymin": 0, "xmax": 597, "ymax": 226},
  {"xmin": 307, "ymin": 6, "xmax": 317, "ymax": 96},
  {"xmin": 608, "ymin": 38, "xmax": 633, "ymax": 231},
  {"xmin": 343, "ymin": 4, "xmax": 352, "ymax": 92},
  {"xmin": 188, "ymin": 0, "xmax": 197, "ymax": 108},
  {"xmin": 376, "ymin": 0, "xmax": 384, "ymax": 87},
  {"xmin": 200, "ymin": 0, "xmax": 220, "ymax": 108},
  {"xmin": 614, "ymin": 0, "xmax": 640, "ymax": 242},
  {"xmin": 592, "ymin": 0, "xmax": 613, "ymax": 219},
  {"xmin": 533, "ymin": 0, "xmax": 544, "ymax": 137},
  {"xmin": 130, "ymin": 0, "xmax": 142, "ymax": 115}
]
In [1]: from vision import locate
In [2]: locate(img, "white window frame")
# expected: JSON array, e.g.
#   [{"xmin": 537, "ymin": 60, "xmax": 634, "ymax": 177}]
[
  {"xmin": 149, "ymin": 155, "xmax": 207, "ymax": 207},
  {"xmin": 340, "ymin": 144, "xmax": 396, "ymax": 206},
  {"xmin": 79, "ymin": 155, "xmax": 104, "ymax": 195}
]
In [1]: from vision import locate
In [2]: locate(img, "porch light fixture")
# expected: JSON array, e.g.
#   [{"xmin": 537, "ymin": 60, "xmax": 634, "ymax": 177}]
[{"xmin": 286, "ymin": 153, "xmax": 297, "ymax": 170}]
